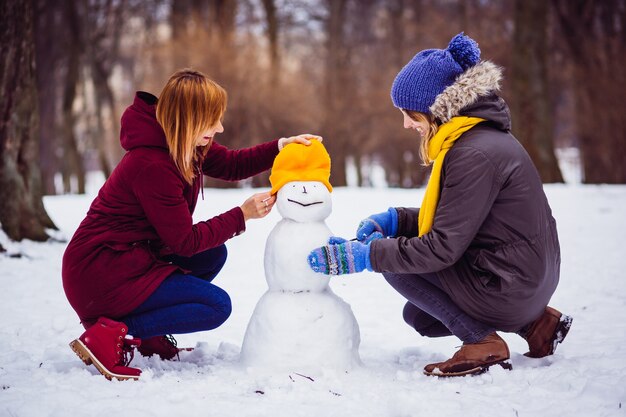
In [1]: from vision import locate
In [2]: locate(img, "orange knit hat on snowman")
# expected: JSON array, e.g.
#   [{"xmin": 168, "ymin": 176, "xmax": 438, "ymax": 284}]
[{"xmin": 269, "ymin": 139, "xmax": 333, "ymax": 195}]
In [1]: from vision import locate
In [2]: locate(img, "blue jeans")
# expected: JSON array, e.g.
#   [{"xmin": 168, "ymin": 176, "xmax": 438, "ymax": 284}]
[
  {"xmin": 383, "ymin": 272, "xmax": 495, "ymax": 344},
  {"xmin": 122, "ymin": 245, "xmax": 231, "ymax": 339}
]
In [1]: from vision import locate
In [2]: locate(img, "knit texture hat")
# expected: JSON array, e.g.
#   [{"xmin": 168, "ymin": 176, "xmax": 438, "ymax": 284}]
[
  {"xmin": 391, "ymin": 33, "xmax": 481, "ymax": 114},
  {"xmin": 269, "ymin": 139, "xmax": 332, "ymax": 195}
]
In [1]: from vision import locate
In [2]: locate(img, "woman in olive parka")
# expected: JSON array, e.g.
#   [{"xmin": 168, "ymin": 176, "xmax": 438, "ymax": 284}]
[{"xmin": 308, "ymin": 33, "xmax": 573, "ymax": 377}]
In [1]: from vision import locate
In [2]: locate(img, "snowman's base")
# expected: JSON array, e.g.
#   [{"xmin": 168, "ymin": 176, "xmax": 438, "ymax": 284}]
[{"xmin": 240, "ymin": 290, "xmax": 361, "ymax": 372}]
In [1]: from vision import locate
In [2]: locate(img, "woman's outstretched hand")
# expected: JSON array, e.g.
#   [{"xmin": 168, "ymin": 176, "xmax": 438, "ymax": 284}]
[
  {"xmin": 308, "ymin": 237, "xmax": 373, "ymax": 275},
  {"xmin": 241, "ymin": 192, "xmax": 276, "ymax": 221},
  {"xmin": 278, "ymin": 134, "xmax": 323, "ymax": 150}
]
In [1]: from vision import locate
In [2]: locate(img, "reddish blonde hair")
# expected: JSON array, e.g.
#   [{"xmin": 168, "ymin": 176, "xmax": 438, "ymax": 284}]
[{"xmin": 156, "ymin": 69, "xmax": 227, "ymax": 184}]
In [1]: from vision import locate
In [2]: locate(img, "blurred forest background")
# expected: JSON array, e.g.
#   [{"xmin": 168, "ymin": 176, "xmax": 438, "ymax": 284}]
[{"xmin": 1, "ymin": 0, "xmax": 625, "ymax": 242}]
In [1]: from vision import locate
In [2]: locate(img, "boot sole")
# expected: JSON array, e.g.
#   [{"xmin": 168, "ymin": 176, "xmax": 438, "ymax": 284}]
[
  {"xmin": 424, "ymin": 360, "xmax": 513, "ymax": 377},
  {"xmin": 69, "ymin": 339, "xmax": 139, "ymax": 381},
  {"xmin": 524, "ymin": 314, "xmax": 573, "ymax": 358}
]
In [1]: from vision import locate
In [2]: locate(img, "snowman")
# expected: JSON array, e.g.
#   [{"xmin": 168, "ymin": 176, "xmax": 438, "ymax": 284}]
[{"xmin": 240, "ymin": 140, "xmax": 361, "ymax": 372}]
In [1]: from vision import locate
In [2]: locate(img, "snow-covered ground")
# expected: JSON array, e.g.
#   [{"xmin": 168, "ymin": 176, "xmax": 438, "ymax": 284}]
[{"xmin": 1, "ymin": 184, "xmax": 625, "ymax": 417}]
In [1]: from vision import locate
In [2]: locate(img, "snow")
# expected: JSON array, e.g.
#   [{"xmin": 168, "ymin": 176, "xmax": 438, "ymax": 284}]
[{"xmin": 1, "ymin": 184, "xmax": 625, "ymax": 416}]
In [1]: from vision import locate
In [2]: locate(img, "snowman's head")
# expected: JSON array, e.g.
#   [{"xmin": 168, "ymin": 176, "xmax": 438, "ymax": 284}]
[
  {"xmin": 276, "ymin": 180, "xmax": 332, "ymax": 222},
  {"xmin": 269, "ymin": 140, "xmax": 333, "ymax": 223}
]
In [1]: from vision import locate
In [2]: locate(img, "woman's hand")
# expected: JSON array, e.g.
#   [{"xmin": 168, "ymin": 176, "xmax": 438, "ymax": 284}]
[
  {"xmin": 278, "ymin": 134, "xmax": 323, "ymax": 150},
  {"xmin": 240, "ymin": 192, "xmax": 276, "ymax": 221},
  {"xmin": 308, "ymin": 238, "xmax": 373, "ymax": 275}
]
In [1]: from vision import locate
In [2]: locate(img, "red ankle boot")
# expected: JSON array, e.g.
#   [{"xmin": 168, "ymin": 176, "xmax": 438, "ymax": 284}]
[
  {"xmin": 137, "ymin": 335, "xmax": 193, "ymax": 361},
  {"xmin": 70, "ymin": 317, "xmax": 142, "ymax": 381}
]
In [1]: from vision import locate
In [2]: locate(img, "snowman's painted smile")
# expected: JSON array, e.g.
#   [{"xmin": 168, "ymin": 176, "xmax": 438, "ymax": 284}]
[{"xmin": 287, "ymin": 199, "xmax": 323, "ymax": 207}]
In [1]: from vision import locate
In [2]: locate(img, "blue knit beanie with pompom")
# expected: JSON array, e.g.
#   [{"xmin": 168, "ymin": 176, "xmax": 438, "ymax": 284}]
[{"xmin": 391, "ymin": 32, "xmax": 480, "ymax": 114}]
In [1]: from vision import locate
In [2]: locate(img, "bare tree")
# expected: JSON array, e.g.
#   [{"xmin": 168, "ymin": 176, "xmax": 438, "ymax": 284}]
[
  {"xmin": 26, "ymin": 0, "xmax": 621, "ymax": 192},
  {"xmin": 59, "ymin": 0, "xmax": 86, "ymax": 194},
  {"xmin": 34, "ymin": 0, "xmax": 63, "ymax": 195},
  {"xmin": 0, "ymin": 0, "xmax": 57, "ymax": 241},
  {"xmin": 261, "ymin": 0, "xmax": 280, "ymax": 89},
  {"xmin": 322, "ymin": 0, "xmax": 350, "ymax": 186},
  {"xmin": 84, "ymin": 0, "xmax": 128, "ymax": 175},
  {"xmin": 510, "ymin": 0, "xmax": 563, "ymax": 182},
  {"xmin": 553, "ymin": 0, "xmax": 626, "ymax": 183}
]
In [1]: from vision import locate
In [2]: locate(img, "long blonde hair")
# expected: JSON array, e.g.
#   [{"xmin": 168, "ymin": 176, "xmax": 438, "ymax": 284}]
[
  {"xmin": 404, "ymin": 110, "xmax": 439, "ymax": 166},
  {"xmin": 156, "ymin": 69, "xmax": 227, "ymax": 184}
]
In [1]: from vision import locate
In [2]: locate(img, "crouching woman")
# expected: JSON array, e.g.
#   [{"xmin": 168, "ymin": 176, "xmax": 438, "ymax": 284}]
[
  {"xmin": 308, "ymin": 33, "xmax": 572, "ymax": 377},
  {"xmin": 63, "ymin": 69, "xmax": 319, "ymax": 380}
]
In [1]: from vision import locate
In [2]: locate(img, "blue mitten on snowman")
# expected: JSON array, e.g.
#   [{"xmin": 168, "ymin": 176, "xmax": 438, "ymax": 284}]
[
  {"xmin": 356, "ymin": 208, "xmax": 398, "ymax": 243},
  {"xmin": 308, "ymin": 237, "xmax": 373, "ymax": 275}
]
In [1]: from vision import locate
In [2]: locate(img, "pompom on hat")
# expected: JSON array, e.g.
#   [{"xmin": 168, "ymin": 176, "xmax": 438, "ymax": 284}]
[
  {"xmin": 391, "ymin": 32, "xmax": 481, "ymax": 114},
  {"xmin": 269, "ymin": 139, "xmax": 332, "ymax": 195}
]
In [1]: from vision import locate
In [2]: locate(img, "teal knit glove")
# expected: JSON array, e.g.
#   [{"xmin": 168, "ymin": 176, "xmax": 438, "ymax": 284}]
[{"xmin": 308, "ymin": 237, "xmax": 373, "ymax": 275}]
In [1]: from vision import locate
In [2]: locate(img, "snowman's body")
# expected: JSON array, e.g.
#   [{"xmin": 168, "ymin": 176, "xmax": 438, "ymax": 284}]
[{"xmin": 240, "ymin": 181, "xmax": 361, "ymax": 371}]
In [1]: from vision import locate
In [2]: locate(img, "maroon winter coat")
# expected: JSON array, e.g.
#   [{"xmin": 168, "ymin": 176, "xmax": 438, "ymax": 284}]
[{"xmin": 62, "ymin": 92, "xmax": 279, "ymax": 327}]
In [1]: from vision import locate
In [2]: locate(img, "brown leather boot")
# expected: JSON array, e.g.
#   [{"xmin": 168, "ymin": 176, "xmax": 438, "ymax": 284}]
[
  {"xmin": 523, "ymin": 306, "xmax": 573, "ymax": 358},
  {"xmin": 424, "ymin": 333, "xmax": 512, "ymax": 377}
]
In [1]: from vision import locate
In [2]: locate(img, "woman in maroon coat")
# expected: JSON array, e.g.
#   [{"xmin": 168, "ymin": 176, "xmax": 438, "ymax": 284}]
[{"xmin": 64, "ymin": 69, "xmax": 320, "ymax": 380}]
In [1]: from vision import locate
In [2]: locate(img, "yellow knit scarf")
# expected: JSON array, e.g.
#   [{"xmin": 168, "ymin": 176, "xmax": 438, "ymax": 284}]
[{"xmin": 418, "ymin": 116, "xmax": 485, "ymax": 237}]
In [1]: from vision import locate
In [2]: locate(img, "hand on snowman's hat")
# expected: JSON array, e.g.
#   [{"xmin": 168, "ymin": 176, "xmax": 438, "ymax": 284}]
[
  {"xmin": 356, "ymin": 208, "xmax": 398, "ymax": 243},
  {"xmin": 307, "ymin": 238, "xmax": 373, "ymax": 275},
  {"xmin": 277, "ymin": 134, "xmax": 323, "ymax": 151}
]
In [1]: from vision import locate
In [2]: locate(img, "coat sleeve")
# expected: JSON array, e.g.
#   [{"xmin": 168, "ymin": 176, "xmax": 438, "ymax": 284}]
[
  {"xmin": 132, "ymin": 162, "xmax": 246, "ymax": 257},
  {"xmin": 371, "ymin": 147, "xmax": 502, "ymax": 273},
  {"xmin": 395, "ymin": 207, "xmax": 420, "ymax": 238},
  {"xmin": 202, "ymin": 139, "xmax": 280, "ymax": 181}
]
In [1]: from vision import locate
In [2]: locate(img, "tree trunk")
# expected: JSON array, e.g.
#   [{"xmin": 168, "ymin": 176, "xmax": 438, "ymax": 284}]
[
  {"xmin": 34, "ymin": 0, "xmax": 60, "ymax": 195},
  {"xmin": 553, "ymin": 0, "xmax": 626, "ymax": 183},
  {"xmin": 93, "ymin": 87, "xmax": 112, "ymax": 180},
  {"xmin": 208, "ymin": 0, "xmax": 240, "ymax": 189},
  {"xmin": 91, "ymin": 61, "xmax": 117, "ymax": 177},
  {"xmin": 208, "ymin": 0, "xmax": 237, "ymax": 78},
  {"xmin": 0, "ymin": 0, "xmax": 57, "ymax": 241},
  {"xmin": 354, "ymin": 154, "xmax": 363, "ymax": 187},
  {"xmin": 60, "ymin": 0, "xmax": 85, "ymax": 194},
  {"xmin": 261, "ymin": 0, "xmax": 280, "ymax": 90},
  {"xmin": 510, "ymin": 0, "xmax": 563, "ymax": 183},
  {"xmin": 388, "ymin": 0, "xmax": 405, "ymax": 68},
  {"xmin": 84, "ymin": 0, "xmax": 127, "ymax": 174},
  {"xmin": 323, "ymin": 0, "xmax": 349, "ymax": 187}
]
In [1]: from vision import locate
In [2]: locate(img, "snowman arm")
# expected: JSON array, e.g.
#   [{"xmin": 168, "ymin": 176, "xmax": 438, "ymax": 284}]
[{"xmin": 201, "ymin": 139, "xmax": 280, "ymax": 181}]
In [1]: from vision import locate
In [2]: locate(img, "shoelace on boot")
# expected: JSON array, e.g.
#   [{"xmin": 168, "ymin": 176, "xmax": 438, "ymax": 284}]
[
  {"xmin": 165, "ymin": 334, "xmax": 178, "ymax": 348},
  {"xmin": 164, "ymin": 334, "xmax": 181, "ymax": 361},
  {"xmin": 120, "ymin": 338, "xmax": 141, "ymax": 366}
]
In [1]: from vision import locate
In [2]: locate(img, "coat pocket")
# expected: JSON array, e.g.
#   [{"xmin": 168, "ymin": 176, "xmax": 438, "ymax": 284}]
[
  {"xmin": 474, "ymin": 237, "xmax": 546, "ymax": 293},
  {"xmin": 102, "ymin": 241, "xmax": 156, "ymax": 278},
  {"xmin": 471, "ymin": 252, "xmax": 501, "ymax": 291}
]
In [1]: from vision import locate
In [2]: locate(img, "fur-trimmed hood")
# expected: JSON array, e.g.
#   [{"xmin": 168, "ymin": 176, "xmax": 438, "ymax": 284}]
[
  {"xmin": 459, "ymin": 93, "xmax": 512, "ymax": 132},
  {"xmin": 429, "ymin": 61, "xmax": 504, "ymax": 124}
]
